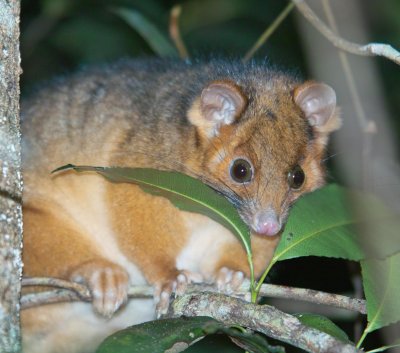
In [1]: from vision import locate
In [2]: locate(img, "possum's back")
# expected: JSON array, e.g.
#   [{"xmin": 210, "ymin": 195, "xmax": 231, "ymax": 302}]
[{"xmin": 21, "ymin": 58, "xmax": 289, "ymax": 174}]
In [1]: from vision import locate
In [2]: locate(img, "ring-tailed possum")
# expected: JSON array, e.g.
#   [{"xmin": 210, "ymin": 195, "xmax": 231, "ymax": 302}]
[{"xmin": 21, "ymin": 58, "xmax": 340, "ymax": 353}]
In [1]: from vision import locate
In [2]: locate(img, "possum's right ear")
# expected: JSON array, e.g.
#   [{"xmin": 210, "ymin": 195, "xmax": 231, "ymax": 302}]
[
  {"xmin": 294, "ymin": 82, "xmax": 341, "ymax": 134},
  {"xmin": 188, "ymin": 81, "xmax": 247, "ymax": 138}
]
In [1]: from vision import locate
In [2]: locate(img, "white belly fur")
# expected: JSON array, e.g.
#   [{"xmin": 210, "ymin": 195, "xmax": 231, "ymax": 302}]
[{"xmin": 177, "ymin": 212, "xmax": 239, "ymax": 279}]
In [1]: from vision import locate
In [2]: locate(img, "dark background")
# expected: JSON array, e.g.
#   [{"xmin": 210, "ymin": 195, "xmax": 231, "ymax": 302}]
[
  {"xmin": 20, "ymin": 0, "xmax": 400, "ymax": 117},
  {"xmin": 20, "ymin": 0, "xmax": 400, "ymax": 352}
]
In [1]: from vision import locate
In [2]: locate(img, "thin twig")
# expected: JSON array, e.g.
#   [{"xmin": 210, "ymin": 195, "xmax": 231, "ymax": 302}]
[
  {"xmin": 171, "ymin": 292, "xmax": 361, "ymax": 353},
  {"xmin": 292, "ymin": 0, "xmax": 400, "ymax": 65},
  {"xmin": 259, "ymin": 283, "xmax": 367, "ymax": 314},
  {"xmin": 243, "ymin": 2, "xmax": 294, "ymax": 62},
  {"xmin": 20, "ymin": 277, "xmax": 366, "ymax": 314},
  {"xmin": 169, "ymin": 5, "xmax": 189, "ymax": 60},
  {"xmin": 21, "ymin": 277, "xmax": 154, "ymax": 309},
  {"xmin": 22, "ymin": 277, "xmax": 91, "ymax": 298},
  {"xmin": 20, "ymin": 285, "xmax": 155, "ymax": 309},
  {"xmin": 21, "ymin": 290, "xmax": 83, "ymax": 309}
]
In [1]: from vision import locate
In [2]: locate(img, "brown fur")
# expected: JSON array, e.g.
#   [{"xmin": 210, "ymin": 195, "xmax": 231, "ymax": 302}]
[{"xmin": 21, "ymin": 58, "xmax": 340, "ymax": 353}]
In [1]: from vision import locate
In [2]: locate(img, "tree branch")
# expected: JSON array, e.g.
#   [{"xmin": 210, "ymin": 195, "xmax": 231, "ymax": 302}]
[
  {"xmin": 20, "ymin": 278, "xmax": 366, "ymax": 351},
  {"xmin": 292, "ymin": 0, "xmax": 400, "ymax": 65},
  {"xmin": 258, "ymin": 283, "xmax": 367, "ymax": 314},
  {"xmin": 170, "ymin": 292, "xmax": 361, "ymax": 353},
  {"xmin": 20, "ymin": 277, "xmax": 366, "ymax": 314}
]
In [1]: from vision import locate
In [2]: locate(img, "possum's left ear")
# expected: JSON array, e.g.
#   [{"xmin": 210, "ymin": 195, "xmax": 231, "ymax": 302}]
[
  {"xmin": 294, "ymin": 82, "xmax": 341, "ymax": 134},
  {"xmin": 188, "ymin": 81, "xmax": 247, "ymax": 138}
]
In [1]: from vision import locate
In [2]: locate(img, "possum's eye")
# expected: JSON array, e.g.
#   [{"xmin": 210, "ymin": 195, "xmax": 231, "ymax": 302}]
[
  {"xmin": 288, "ymin": 165, "xmax": 305, "ymax": 189},
  {"xmin": 230, "ymin": 158, "xmax": 253, "ymax": 183}
]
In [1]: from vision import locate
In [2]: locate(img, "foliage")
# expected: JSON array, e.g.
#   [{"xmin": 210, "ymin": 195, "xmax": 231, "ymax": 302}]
[
  {"xmin": 256, "ymin": 185, "xmax": 400, "ymax": 290},
  {"xmin": 360, "ymin": 254, "xmax": 400, "ymax": 340},
  {"xmin": 96, "ymin": 317, "xmax": 218, "ymax": 353},
  {"xmin": 294, "ymin": 313, "xmax": 350, "ymax": 344},
  {"xmin": 97, "ymin": 317, "xmax": 284, "ymax": 353}
]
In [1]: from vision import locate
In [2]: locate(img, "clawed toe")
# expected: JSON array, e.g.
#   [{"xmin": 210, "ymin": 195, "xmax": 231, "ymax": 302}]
[
  {"xmin": 69, "ymin": 260, "xmax": 130, "ymax": 318},
  {"xmin": 216, "ymin": 267, "xmax": 245, "ymax": 293},
  {"xmin": 154, "ymin": 270, "xmax": 204, "ymax": 318}
]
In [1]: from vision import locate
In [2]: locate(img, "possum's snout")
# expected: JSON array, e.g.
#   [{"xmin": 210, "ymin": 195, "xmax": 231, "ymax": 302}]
[{"xmin": 251, "ymin": 208, "xmax": 281, "ymax": 236}]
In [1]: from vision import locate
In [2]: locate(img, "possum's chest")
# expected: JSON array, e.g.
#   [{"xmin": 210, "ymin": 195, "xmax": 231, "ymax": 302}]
[
  {"xmin": 104, "ymin": 181, "xmax": 242, "ymax": 281},
  {"xmin": 176, "ymin": 212, "xmax": 242, "ymax": 278}
]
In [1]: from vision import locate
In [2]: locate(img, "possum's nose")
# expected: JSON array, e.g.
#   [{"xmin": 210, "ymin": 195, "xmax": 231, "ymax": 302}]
[{"xmin": 253, "ymin": 209, "xmax": 281, "ymax": 236}]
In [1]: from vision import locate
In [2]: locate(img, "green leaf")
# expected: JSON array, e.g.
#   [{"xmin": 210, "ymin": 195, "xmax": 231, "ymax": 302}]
[
  {"xmin": 360, "ymin": 252, "xmax": 400, "ymax": 334},
  {"xmin": 294, "ymin": 313, "xmax": 350, "ymax": 343},
  {"xmin": 271, "ymin": 184, "xmax": 400, "ymax": 265},
  {"xmin": 210, "ymin": 326, "xmax": 285, "ymax": 353},
  {"xmin": 96, "ymin": 317, "xmax": 283, "ymax": 353},
  {"xmin": 112, "ymin": 7, "xmax": 178, "ymax": 57},
  {"xmin": 271, "ymin": 185, "xmax": 364, "ymax": 264},
  {"xmin": 256, "ymin": 184, "xmax": 400, "ymax": 292},
  {"xmin": 54, "ymin": 165, "xmax": 252, "ymax": 260},
  {"xmin": 96, "ymin": 317, "xmax": 220, "ymax": 353}
]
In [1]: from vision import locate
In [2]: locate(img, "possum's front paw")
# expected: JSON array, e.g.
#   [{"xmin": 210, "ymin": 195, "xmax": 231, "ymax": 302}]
[
  {"xmin": 215, "ymin": 267, "xmax": 245, "ymax": 293},
  {"xmin": 154, "ymin": 270, "xmax": 203, "ymax": 318},
  {"xmin": 68, "ymin": 259, "xmax": 130, "ymax": 318}
]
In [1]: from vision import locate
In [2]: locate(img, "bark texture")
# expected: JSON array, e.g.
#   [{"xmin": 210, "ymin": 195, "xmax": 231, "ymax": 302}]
[
  {"xmin": 171, "ymin": 292, "xmax": 361, "ymax": 353},
  {"xmin": 0, "ymin": 0, "xmax": 22, "ymax": 352}
]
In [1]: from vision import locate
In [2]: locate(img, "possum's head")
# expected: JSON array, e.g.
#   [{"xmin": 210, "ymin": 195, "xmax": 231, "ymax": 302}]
[{"xmin": 188, "ymin": 77, "xmax": 340, "ymax": 236}]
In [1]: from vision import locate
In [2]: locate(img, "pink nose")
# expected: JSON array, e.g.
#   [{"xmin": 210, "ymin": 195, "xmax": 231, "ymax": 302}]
[{"xmin": 253, "ymin": 210, "xmax": 281, "ymax": 236}]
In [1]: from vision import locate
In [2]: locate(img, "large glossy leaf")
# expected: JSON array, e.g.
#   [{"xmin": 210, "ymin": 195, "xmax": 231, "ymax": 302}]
[
  {"xmin": 271, "ymin": 184, "xmax": 400, "ymax": 265},
  {"xmin": 96, "ymin": 317, "xmax": 219, "ymax": 353},
  {"xmin": 294, "ymin": 313, "xmax": 350, "ymax": 343},
  {"xmin": 53, "ymin": 165, "xmax": 251, "ymax": 258},
  {"xmin": 96, "ymin": 317, "xmax": 284, "ymax": 353},
  {"xmin": 112, "ymin": 7, "xmax": 178, "ymax": 57},
  {"xmin": 360, "ymin": 252, "xmax": 400, "ymax": 334}
]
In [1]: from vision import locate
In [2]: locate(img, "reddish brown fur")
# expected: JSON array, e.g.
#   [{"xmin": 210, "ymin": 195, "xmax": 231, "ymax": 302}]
[{"xmin": 107, "ymin": 183, "xmax": 189, "ymax": 285}]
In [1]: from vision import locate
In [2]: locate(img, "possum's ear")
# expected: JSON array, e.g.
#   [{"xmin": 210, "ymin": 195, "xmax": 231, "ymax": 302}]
[
  {"xmin": 188, "ymin": 81, "xmax": 247, "ymax": 138},
  {"xmin": 294, "ymin": 82, "xmax": 341, "ymax": 134}
]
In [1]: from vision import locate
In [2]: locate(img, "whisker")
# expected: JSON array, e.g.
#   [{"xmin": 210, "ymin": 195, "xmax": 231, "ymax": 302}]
[{"xmin": 322, "ymin": 152, "xmax": 340, "ymax": 163}]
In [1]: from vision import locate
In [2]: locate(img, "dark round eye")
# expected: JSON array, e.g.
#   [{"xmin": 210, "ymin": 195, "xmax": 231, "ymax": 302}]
[
  {"xmin": 230, "ymin": 159, "xmax": 253, "ymax": 183},
  {"xmin": 288, "ymin": 165, "xmax": 305, "ymax": 189}
]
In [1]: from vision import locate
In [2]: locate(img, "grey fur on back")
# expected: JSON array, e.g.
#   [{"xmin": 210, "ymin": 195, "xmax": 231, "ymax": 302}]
[{"xmin": 21, "ymin": 58, "xmax": 299, "ymax": 174}]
